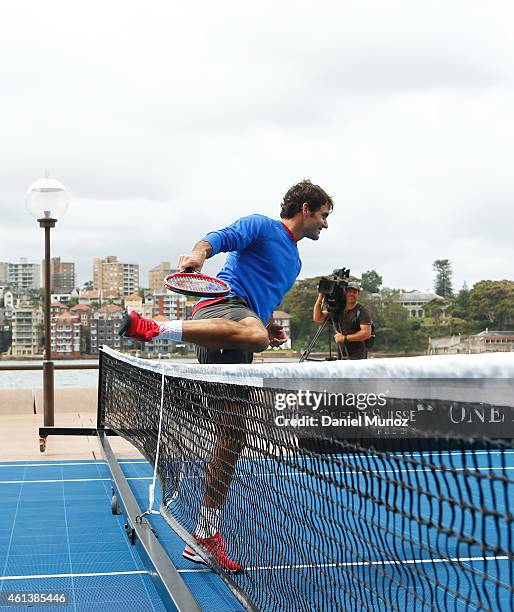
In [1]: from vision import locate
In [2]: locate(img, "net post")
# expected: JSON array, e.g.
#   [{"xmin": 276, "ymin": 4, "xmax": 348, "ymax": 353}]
[{"xmin": 97, "ymin": 346, "xmax": 105, "ymax": 430}]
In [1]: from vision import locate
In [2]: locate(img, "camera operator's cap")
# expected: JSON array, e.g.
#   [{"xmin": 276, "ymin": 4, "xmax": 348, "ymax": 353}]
[{"xmin": 347, "ymin": 281, "xmax": 361, "ymax": 291}]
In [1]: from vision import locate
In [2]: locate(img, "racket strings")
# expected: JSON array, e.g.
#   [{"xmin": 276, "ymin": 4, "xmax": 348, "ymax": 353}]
[
  {"xmin": 165, "ymin": 272, "xmax": 231, "ymax": 297},
  {"xmin": 176, "ymin": 276, "xmax": 226, "ymax": 292}
]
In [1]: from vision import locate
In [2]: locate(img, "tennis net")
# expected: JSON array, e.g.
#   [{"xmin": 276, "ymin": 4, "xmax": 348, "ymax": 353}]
[{"xmin": 98, "ymin": 346, "xmax": 514, "ymax": 611}]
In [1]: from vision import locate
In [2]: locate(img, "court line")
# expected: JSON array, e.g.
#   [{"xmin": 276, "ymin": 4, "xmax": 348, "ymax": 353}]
[
  {"xmin": 4, "ymin": 463, "xmax": 513, "ymax": 486},
  {"xmin": 331, "ymin": 450, "xmax": 514, "ymax": 457},
  {"xmin": 0, "ymin": 570, "xmax": 148, "ymax": 582},
  {"xmin": 2, "ymin": 451, "xmax": 512, "ymax": 471},
  {"xmin": 165, "ymin": 465, "xmax": 514, "ymax": 480},
  {"xmin": 0, "ymin": 477, "xmax": 152, "ymax": 485},
  {"xmin": 257, "ymin": 466, "xmax": 514, "ymax": 478},
  {"xmin": 5, "ymin": 556, "xmax": 507, "ymax": 581},
  {"xmin": 0, "ymin": 461, "xmax": 146, "ymax": 469},
  {"xmin": 170, "ymin": 555, "xmax": 512, "ymax": 573},
  {"xmin": 243, "ymin": 555, "xmax": 511, "ymax": 572}
]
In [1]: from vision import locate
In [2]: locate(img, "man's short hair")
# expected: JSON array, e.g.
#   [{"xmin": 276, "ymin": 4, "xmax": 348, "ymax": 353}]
[{"xmin": 280, "ymin": 180, "xmax": 334, "ymax": 219}]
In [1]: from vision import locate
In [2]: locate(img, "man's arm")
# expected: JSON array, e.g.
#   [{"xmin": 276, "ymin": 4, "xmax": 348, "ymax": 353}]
[
  {"xmin": 313, "ymin": 293, "xmax": 329, "ymax": 323},
  {"xmin": 178, "ymin": 216, "xmax": 266, "ymax": 271},
  {"xmin": 202, "ymin": 215, "xmax": 266, "ymax": 256},
  {"xmin": 334, "ymin": 324, "xmax": 371, "ymax": 345},
  {"xmin": 178, "ymin": 241, "xmax": 213, "ymax": 271}
]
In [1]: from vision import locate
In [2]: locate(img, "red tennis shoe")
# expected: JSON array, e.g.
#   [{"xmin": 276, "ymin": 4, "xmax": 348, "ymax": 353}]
[
  {"xmin": 119, "ymin": 311, "xmax": 159, "ymax": 342},
  {"xmin": 183, "ymin": 533, "xmax": 243, "ymax": 574}
]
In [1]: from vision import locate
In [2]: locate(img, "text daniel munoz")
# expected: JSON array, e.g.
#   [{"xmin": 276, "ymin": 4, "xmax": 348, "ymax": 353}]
[{"xmin": 273, "ymin": 390, "xmax": 414, "ymax": 429}]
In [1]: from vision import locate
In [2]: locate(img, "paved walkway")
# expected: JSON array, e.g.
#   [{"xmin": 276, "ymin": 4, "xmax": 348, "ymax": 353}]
[{"xmin": 0, "ymin": 389, "xmax": 142, "ymax": 462}]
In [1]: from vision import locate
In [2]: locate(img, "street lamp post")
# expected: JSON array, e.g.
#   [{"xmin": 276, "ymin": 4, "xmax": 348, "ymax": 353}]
[{"xmin": 26, "ymin": 177, "xmax": 69, "ymax": 451}]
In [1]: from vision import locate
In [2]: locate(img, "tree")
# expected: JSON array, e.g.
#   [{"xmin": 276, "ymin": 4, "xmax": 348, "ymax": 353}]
[
  {"xmin": 468, "ymin": 280, "xmax": 514, "ymax": 328},
  {"xmin": 361, "ymin": 270, "xmax": 383, "ymax": 294},
  {"xmin": 280, "ymin": 277, "xmax": 321, "ymax": 349},
  {"xmin": 83, "ymin": 280, "xmax": 93, "ymax": 290},
  {"xmin": 433, "ymin": 259, "xmax": 453, "ymax": 297},
  {"xmin": 372, "ymin": 301, "xmax": 427, "ymax": 353},
  {"xmin": 423, "ymin": 298, "xmax": 445, "ymax": 322},
  {"xmin": 453, "ymin": 282, "xmax": 470, "ymax": 320}
]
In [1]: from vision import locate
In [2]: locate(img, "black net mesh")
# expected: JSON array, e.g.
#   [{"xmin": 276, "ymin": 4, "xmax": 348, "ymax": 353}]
[{"xmin": 98, "ymin": 349, "xmax": 514, "ymax": 612}]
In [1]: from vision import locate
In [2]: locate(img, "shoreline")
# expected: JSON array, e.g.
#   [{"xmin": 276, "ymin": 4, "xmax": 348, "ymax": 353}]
[{"xmin": 0, "ymin": 350, "xmax": 426, "ymax": 362}]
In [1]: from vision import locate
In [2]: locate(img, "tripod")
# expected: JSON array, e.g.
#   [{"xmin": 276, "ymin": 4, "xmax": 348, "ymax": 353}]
[{"xmin": 299, "ymin": 313, "xmax": 349, "ymax": 362}]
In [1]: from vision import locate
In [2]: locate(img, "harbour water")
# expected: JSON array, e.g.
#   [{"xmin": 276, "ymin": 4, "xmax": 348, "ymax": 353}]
[
  {"xmin": 0, "ymin": 360, "xmax": 100, "ymax": 389},
  {"xmin": 0, "ymin": 357, "xmax": 299, "ymax": 389}
]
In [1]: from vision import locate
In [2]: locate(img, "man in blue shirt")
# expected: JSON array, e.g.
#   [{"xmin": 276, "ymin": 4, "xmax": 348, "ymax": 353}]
[
  {"xmin": 120, "ymin": 180, "xmax": 333, "ymax": 571},
  {"xmin": 121, "ymin": 180, "xmax": 332, "ymax": 358}
]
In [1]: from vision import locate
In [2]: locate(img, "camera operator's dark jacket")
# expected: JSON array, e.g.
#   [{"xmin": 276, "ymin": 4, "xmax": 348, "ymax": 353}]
[{"xmin": 336, "ymin": 304, "xmax": 371, "ymax": 360}]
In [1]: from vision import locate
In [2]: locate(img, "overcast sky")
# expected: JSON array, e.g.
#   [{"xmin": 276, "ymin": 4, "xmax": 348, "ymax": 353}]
[{"xmin": 1, "ymin": 1, "xmax": 513, "ymax": 293}]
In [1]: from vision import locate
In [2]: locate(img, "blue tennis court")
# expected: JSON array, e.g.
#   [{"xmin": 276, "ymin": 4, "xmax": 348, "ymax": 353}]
[
  {"xmin": 0, "ymin": 459, "xmax": 241, "ymax": 612},
  {"xmin": 1, "ymin": 449, "xmax": 513, "ymax": 611},
  {"xmin": 162, "ymin": 448, "xmax": 514, "ymax": 611}
]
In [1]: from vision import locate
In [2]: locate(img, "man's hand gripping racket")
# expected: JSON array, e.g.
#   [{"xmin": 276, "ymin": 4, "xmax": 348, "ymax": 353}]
[{"xmin": 164, "ymin": 253, "xmax": 231, "ymax": 298}]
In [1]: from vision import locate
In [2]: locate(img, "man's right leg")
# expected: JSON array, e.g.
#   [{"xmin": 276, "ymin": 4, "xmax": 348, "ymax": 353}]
[
  {"xmin": 182, "ymin": 395, "xmax": 247, "ymax": 573},
  {"xmin": 180, "ymin": 302, "xmax": 254, "ymax": 573}
]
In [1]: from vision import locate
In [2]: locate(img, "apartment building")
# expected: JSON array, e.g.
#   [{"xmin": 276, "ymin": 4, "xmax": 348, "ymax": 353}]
[
  {"xmin": 0, "ymin": 262, "xmax": 7, "ymax": 284},
  {"xmin": 70, "ymin": 303, "xmax": 94, "ymax": 354},
  {"xmin": 3, "ymin": 289, "xmax": 32, "ymax": 311},
  {"xmin": 90, "ymin": 304, "xmax": 125, "ymax": 354},
  {"xmin": 93, "ymin": 256, "xmax": 139, "ymax": 296},
  {"xmin": 0, "ymin": 308, "xmax": 11, "ymax": 353},
  {"xmin": 43, "ymin": 257, "xmax": 75, "ymax": 293},
  {"xmin": 50, "ymin": 302, "xmax": 68, "ymax": 319},
  {"xmin": 50, "ymin": 312, "xmax": 81, "ymax": 358},
  {"xmin": 151, "ymin": 291, "xmax": 187, "ymax": 320},
  {"xmin": 148, "ymin": 262, "xmax": 178, "ymax": 291},
  {"xmin": 11, "ymin": 306, "xmax": 43, "ymax": 357},
  {"xmin": 8, "ymin": 258, "xmax": 41, "ymax": 290}
]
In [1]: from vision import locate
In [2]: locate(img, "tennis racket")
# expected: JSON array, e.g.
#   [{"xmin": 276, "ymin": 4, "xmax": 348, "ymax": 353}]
[{"xmin": 164, "ymin": 268, "xmax": 231, "ymax": 297}]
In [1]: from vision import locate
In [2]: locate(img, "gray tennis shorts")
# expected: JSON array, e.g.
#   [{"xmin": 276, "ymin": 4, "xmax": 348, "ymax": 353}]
[{"xmin": 192, "ymin": 297, "xmax": 259, "ymax": 364}]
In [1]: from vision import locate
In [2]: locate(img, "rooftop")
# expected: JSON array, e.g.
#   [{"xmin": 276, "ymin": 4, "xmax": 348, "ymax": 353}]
[
  {"xmin": 273, "ymin": 310, "xmax": 291, "ymax": 319},
  {"xmin": 98, "ymin": 304, "xmax": 124, "ymax": 313},
  {"xmin": 396, "ymin": 290, "xmax": 444, "ymax": 303},
  {"xmin": 476, "ymin": 330, "xmax": 514, "ymax": 339},
  {"xmin": 70, "ymin": 303, "xmax": 92, "ymax": 311},
  {"xmin": 80, "ymin": 290, "xmax": 100, "ymax": 298}
]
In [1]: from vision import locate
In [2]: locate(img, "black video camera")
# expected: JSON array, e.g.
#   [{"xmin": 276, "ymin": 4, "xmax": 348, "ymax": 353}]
[{"xmin": 317, "ymin": 268, "xmax": 350, "ymax": 312}]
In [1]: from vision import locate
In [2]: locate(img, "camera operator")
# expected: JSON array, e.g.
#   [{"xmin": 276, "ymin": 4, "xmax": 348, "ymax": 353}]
[{"xmin": 313, "ymin": 281, "xmax": 371, "ymax": 360}]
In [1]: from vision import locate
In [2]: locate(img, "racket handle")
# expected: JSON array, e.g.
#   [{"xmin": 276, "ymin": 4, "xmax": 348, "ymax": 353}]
[{"xmin": 182, "ymin": 266, "xmax": 196, "ymax": 273}]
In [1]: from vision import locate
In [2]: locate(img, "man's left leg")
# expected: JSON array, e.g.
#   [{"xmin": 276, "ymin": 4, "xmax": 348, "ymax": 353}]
[{"xmin": 120, "ymin": 310, "xmax": 269, "ymax": 352}]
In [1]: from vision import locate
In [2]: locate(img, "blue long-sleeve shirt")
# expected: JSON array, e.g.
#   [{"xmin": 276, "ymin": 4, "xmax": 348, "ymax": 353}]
[{"xmin": 200, "ymin": 214, "xmax": 301, "ymax": 323}]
